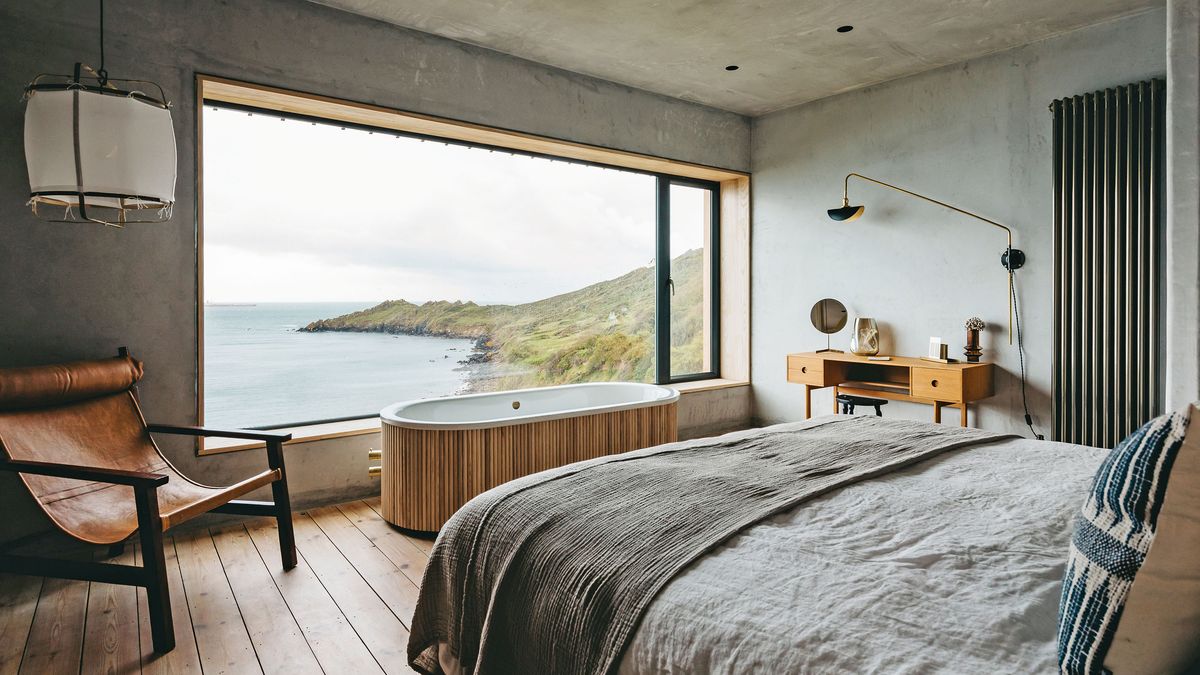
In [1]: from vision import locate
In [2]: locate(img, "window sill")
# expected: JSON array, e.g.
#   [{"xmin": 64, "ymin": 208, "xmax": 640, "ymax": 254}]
[
  {"xmin": 670, "ymin": 378, "xmax": 751, "ymax": 394},
  {"xmin": 198, "ymin": 378, "xmax": 751, "ymax": 456},
  {"xmin": 199, "ymin": 417, "xmax": 380, "ymax": 455}
]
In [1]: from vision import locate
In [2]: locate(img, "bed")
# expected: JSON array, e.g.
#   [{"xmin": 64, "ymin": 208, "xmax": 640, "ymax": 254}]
[{"xmin": 407, "ymin": 415, "xmax": 1107, "ymax": 674}]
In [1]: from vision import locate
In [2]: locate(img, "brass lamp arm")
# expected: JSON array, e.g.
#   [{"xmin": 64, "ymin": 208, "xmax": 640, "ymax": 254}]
[
  {"xmin": 844, "ymin": 173, "xmax": 1013, "ymax": 247},
  {"xmin": 841, "ymin": 172, "xmax": 1024, "ymax": 344}
]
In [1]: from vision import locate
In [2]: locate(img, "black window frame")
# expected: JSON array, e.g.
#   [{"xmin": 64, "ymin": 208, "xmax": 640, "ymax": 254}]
[
  {"xmin": 200, "ymin": 100, "xmax": 721, "ymax": 430},
  {"xmin": 655, "ymin": 175, "xmax": 721, "ymax": 385}
]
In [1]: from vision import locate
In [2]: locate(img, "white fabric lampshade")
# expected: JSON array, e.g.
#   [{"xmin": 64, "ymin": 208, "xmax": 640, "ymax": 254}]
[{"xmin": 24, "ymin": 88, "xmax": 176, "ymax": 213}]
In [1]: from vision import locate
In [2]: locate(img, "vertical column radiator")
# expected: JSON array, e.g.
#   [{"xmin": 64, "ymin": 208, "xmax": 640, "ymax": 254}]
[{"xmin": 1051, "ymin": 79, "xmax": 1166, "ymax": 448}]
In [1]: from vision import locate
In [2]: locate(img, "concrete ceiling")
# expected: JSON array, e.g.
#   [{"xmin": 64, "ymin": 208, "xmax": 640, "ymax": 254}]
[{"xmin": 310, "ymin": 0, "xmax": 1162, "ymax": 116}]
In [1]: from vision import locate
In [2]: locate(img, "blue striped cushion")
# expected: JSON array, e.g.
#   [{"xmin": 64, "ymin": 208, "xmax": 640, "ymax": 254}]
[{"xmin": 1056, "ymin": 408, "xmax": 1192, "ymax": 674}]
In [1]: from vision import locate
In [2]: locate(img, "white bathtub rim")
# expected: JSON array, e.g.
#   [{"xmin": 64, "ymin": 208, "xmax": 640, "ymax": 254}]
[{"xmin": 380, "ymin": 382, "xmax": 680, "ymax": 430}]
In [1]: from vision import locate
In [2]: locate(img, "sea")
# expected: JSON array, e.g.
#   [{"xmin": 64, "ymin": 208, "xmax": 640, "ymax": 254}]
[{"xmin": 204, "ymin": 302, "xmax": 476, "ymax": 429}]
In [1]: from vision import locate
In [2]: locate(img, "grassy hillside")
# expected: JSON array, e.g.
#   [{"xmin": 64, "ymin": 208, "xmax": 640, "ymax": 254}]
[{"xmin": 302, "ymin": 249, "xmax": 706, "ymax": 390}]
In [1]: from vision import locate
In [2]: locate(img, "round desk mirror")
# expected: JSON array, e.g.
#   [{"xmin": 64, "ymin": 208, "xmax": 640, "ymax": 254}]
[{"xmin": 810, "ymin": 298, "xmax": 847, "ymax": 353}]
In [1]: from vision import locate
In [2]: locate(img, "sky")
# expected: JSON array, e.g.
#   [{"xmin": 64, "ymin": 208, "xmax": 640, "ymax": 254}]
[{"xmin": 203, "ymin": 106, "xmax": 707, "ymax": 305}]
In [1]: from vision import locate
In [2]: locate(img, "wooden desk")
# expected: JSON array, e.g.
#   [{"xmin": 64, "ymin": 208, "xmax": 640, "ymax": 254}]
[{"xmin": 787, "ymin": 352, "xmax": 995, "ymax": 427}]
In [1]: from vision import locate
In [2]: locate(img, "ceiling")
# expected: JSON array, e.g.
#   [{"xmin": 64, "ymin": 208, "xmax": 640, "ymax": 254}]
[{"xmin": 310, "ymin": 0, "xmax": 1162, "ymax": 116}]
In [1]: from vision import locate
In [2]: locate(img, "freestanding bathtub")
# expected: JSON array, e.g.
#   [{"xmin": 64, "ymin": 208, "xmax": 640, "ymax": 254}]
[{"xmin": 376, "ymin": 382, "xmax": 679, "ymax": 532}]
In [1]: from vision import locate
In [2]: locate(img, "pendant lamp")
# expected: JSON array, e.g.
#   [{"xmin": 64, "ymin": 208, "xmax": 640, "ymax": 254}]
[{"xmin": 22, "ymin": 1, "xmax": 176, "ymax": 227}]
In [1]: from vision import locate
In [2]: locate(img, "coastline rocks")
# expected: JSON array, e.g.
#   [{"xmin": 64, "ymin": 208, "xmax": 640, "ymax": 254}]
[{"xmin": 458, "ymin": 336, "xmax": 497, "ymax": 365}]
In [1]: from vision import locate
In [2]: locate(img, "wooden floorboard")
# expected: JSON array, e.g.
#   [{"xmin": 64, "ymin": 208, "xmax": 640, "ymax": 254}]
[
  {"xmin": 308, "ymin": 506, "xmax": 422, "ymax": 628},
  {"xmin": 81, "ymin": 547, "xmax": 140, "ymax": 675},
  {"xmin": 20, "ymin": 576, "xmax": 88, "ymax": 675},
  {"xmin": 0, "ymin": 574, "xmax": 42, "ymax": 675},
  {"xmin": 363, "ymin": 498, "xmax": 434, "ymax": 555},
  {"xmin": 210, "ymin": 526, "xmax": 322, "ymax": 674},
  {"xmin": 174, "ymin": 530, "xmax": 260, "ymax": 674},
  {"xmin": 3, "ymin": 499, "xmax": 427, "ymax": 674},
  {"xmin": 291, "ymin": 512, "xmax": 415, "ymax": 674},
  {"xmin": 337, "ymin": 501, "xmax": 428, "ymax": 585},
  {"xmin": 138, "ymin": 538, "xmax": 203, "ymax": 675},
  {"xmin": 245, "ymin": 521, "xmax": 383, "ymax": 674}
]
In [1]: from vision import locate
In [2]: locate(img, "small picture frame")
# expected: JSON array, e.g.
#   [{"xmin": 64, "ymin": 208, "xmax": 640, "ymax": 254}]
[{"xmin": 928, "ymin": 337, "xmax": 943, "ymax": 360}]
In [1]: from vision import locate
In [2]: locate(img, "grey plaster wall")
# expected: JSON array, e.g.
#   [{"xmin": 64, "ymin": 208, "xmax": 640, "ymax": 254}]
[
  {"xmin": 1167, "ymin": 0, "xmax": 1200, "ymax": 409},
  {"xmin": 678, "ymin": 386, "xmax": 755, "ymax": 440},
  {"xmin": 750, "ymin": 10, "xmax": 1168, "ymax": 435},
  {"xmin": 0, "ymin": 0, "xmax": 750, "ymax": 542}
]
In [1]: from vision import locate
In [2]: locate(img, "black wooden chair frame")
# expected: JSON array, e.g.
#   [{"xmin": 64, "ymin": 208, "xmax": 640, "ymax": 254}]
[{"xmin": 0, "ymin": 425, "xmax": 295, "ymax": 654}]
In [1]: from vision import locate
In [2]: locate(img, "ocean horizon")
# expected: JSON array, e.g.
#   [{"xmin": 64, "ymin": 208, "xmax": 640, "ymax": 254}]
[{"xmin": 204, "ymin": 302, "xmax": 475, "ymax": 429}]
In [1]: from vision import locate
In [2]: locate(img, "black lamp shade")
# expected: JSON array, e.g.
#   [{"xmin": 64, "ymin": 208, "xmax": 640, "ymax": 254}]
[{"xmin": 827, "ymin": 204, "xmax": 864, "ymax": 222}]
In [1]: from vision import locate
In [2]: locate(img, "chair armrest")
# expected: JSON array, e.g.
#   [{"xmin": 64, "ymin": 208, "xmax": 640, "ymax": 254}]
[
  {"xmin": 0, "ymin": 459, "xmax": 169, "ymax": 488},
  {"xmin": 147, "ymin": 424, "xmax": 292, "ymax": 443}
]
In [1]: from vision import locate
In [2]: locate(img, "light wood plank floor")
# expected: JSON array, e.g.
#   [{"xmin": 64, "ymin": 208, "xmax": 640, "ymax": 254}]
[{"xmin": 0, "ymin": 498, "xmax": 428, "ymax": 675}]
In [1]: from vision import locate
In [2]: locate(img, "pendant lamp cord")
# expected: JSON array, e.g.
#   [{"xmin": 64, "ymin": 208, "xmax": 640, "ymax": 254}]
[
  {"xmin": 1010, "ymin": 268, "xmax": 1044, "ymax": 440},
  {"xmin": 97, "ymin": 0, "xmax": 108, "ymax": 86}
]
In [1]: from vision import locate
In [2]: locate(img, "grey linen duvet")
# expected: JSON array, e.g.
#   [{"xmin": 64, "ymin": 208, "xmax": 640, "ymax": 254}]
[
  {"xmin": 407, "ymin": 415, "xmax": 1060, "ymax": 674},
  {"xmin": 620, "ymin": 432, "xmax": 1104, "ymax": 674}
]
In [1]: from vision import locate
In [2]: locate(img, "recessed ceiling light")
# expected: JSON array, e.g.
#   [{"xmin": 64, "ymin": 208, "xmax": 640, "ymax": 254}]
[
  {"xmin": 725, "ymin": 65, "xmax": 739, "ymax": 71},
  {"xmin": 836, "ymin": 25, "xmax": 854, "ymax": 33}
]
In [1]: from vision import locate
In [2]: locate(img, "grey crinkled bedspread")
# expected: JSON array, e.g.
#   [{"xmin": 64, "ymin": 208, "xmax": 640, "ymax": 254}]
[{"xmin": 407, "ymin": 415, "xmax": 1014, "ymax": 675}]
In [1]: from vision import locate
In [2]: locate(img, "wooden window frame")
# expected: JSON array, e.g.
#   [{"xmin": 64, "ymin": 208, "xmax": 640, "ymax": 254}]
[{"xmin": 195, "ymin": 74, "xmax": 751, "ymax": 454}]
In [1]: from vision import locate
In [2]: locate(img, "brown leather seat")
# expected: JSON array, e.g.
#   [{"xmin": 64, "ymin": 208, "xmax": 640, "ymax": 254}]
[{"xmin": 0, "ymin": 355, "xmax": 276, "ymax": 544}]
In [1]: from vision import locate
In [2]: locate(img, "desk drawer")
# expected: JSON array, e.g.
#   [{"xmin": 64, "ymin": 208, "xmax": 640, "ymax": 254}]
[
  {"xmin": 787, "ymin": 355, "xmax": 827, "ymax": 386},
  {"xmin": 911, "ymin": 367, "xmax": 962, "ymax": 402}
]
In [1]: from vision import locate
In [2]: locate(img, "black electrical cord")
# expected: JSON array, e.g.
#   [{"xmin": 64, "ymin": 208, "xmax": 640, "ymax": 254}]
[
  {"xmin": 97, "ymin": 0, "xmax": 108, "ymax": 86},
  {"xmin": 1010, "ymin": 268, "xmax": 1044, "ymax": 440}
]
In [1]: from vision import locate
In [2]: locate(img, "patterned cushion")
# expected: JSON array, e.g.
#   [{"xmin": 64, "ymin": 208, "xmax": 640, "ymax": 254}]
[{"xmin": 1056, "ymin": 405, "xmax": 1198, "ymax": 674}]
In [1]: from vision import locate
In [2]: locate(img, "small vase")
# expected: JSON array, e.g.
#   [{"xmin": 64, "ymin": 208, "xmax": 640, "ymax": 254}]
[
  {"xmin": 964, "ymin": 328, "xmax": 982, "ymax": 363},
  {"xmin": 850, "ymin": 317, "xmax": 879, "ymax": 356}
]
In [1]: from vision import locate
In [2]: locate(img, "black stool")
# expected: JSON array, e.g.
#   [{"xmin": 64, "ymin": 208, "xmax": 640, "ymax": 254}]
[{"xmin": 836, "ymin": 394, "xmax": 888, "ymax": 417}]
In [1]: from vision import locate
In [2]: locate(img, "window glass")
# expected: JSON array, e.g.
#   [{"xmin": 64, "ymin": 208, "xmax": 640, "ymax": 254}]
[
  {"xmin": 668, "ymin": 183, "xmax": 714, "ymax": 378},
  {"xmin": 203, "ymin": 106, "xmax": 658, "ymax": 428}
]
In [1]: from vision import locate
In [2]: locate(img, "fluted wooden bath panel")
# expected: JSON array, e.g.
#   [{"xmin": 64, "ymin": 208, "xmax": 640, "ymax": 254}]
[{"xmin": 379, "ymin": 385, "xmax": 678, "ymax": 533}]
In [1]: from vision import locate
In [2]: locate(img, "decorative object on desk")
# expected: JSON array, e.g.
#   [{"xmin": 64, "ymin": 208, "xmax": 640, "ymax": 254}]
[
  {"xmin": 809, "ymin": 298, "xmax": 847, "ymax": 353},
  {"xmin": 964, "ymin": 317, "xmax": 985, "ymax": 363},
  {"xmin": 849, "ymin": 317, "xmax": 879, "ymax": 356},
  {"xmin": 22, "ymin": 0, "xmax": 176, "ymax": 227},
  {"xmin": 922, "ymin": 338, "xmax": 956, "ymax": 363},
  {"xmin": 826, "ymin": 173, "xmax": 1025, "ymax": 344},
  {"xmin": 928, "ymin": 337, "xmax": 944, "ymax": 360}
]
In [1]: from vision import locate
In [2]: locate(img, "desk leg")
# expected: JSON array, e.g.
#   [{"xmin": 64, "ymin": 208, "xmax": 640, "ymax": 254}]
[
  {"xmin": 804, "ymin": 385, "xmax": 813, "ymax": 420},
  {"xmin": 833, "ymin": 385, "xmax": 840, "ymax": 414},
  {"xmin": 960, "ymin": 403, "xmax": 968, "ymax": 427},
  {"xmin": 933, "ymin": 401, "xmax": 943, "ymax": 424}
]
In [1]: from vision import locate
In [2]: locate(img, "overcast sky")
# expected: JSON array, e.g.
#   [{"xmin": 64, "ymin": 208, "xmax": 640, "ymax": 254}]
[{"xmin": 203, "ymin": 106, "xmax": 706, "ymax": 305}]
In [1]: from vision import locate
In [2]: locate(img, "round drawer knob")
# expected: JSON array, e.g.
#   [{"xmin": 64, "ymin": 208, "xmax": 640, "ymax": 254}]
[
  {"xmin": 931, "ymin": 379, "xmax": 939, "ymax": 387},
  {"xmin": 801, "ymin": 366, "xmax": 808, "ymax": 373}
]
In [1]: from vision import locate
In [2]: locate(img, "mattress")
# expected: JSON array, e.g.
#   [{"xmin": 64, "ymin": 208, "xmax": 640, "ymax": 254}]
[{"xmin": 618, "ymin": 436, "xmax": 1105, "ymax": 674}]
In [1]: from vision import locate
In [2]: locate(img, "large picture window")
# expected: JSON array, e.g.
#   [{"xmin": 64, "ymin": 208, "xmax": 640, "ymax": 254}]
[{"xmin": 201, "ymin": 99, "xmax": 719, "ymax": 430}]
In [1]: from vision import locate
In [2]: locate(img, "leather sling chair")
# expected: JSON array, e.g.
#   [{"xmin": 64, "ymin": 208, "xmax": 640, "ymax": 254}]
[{"xmin": 0, "ymin": 350, "xmax": 295, "ymax": 654}]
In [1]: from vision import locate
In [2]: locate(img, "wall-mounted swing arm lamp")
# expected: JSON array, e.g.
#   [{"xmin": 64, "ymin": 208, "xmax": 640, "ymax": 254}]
[{"xmin": 828, "ymin": 173, "xmax": 1025, "ymax": 344}]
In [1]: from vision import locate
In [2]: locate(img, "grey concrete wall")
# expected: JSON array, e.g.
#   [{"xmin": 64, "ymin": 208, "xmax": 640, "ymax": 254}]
[
  {"xmin": 750, "ymin": 10, "xmax": 1167, "ymax": 435},
  {"xmin": 1167, "ymin": 0, "xmax": 1200, "ymax": 410},
  {"xmin": 678, "ymin": 386, "xmax": 754, "ymax": 440},
  {"xmin": 0, "ymin": 0, "xmax": 750, "ymax": 542}
]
